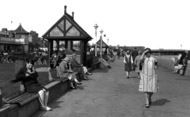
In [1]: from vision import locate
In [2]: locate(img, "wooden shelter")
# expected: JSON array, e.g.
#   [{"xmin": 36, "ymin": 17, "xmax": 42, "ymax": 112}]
[
  {"xmin": 43, "ymin": 6, "xmax": 92, "ymax": 65},
  {"xmin": 96, "ymin": 38, "xmax": 108, "ymax": 48}
]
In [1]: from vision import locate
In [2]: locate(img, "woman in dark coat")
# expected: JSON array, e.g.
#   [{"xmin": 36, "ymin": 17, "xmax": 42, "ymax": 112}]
[
  {"xmin": 123, "ymin": 50, "xmax": 133, "ymax": 78},
  {"xmin": 12, "ymin": 59, "xmax": 52, "ymax": 111}
]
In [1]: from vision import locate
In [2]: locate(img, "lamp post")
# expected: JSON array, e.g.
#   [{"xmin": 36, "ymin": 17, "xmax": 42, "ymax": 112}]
[
  {"xmin": 94, "ymin": 24, "xmax": 98, "ymax": 56},
  {"xmin": 100, "ymin": 30, "xmax": 103, "ymax": 58}
]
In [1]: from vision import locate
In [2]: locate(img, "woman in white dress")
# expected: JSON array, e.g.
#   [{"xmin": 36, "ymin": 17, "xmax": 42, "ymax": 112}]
[{"xmin": 139, "ymin": 48, "xmax": 158, "ymax": 108}]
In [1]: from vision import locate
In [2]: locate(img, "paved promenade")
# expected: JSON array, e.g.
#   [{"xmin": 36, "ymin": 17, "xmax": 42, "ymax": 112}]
[{"xmin": 33, "ymin": 58, "xmax": 190, "ymax": 117}]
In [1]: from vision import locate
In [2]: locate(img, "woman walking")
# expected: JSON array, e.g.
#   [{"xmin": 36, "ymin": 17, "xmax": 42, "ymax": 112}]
[
  {"xmin": 134, "ymin": 50, "xmax": 142, "ymax": 79},
  {"xmin": 123, "ymin": 50, "xmax": 133, "ymax": 79},
  {"xmin": 139, "ymin": 48, "xmax": 158, "ymax": 108}
]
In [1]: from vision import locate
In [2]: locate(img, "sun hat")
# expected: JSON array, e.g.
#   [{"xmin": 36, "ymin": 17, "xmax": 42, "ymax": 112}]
[{"xmin": 144, "ymin": 48, "xmax": 151, "ymax": 54}]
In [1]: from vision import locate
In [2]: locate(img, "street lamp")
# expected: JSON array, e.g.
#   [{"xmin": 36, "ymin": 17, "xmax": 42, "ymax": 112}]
[
  {"xmin": 94, "ymin": 24, "xmax": 98, "ymax": 56},
  {"xmin": 100, "ymin": 30, "xmax": 103, "ymax": 58}
]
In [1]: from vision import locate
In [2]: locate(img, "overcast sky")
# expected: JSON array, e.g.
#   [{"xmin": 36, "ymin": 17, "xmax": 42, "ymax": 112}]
[{"xmin": 0, "ymin": 0, "xmax": 190, "ymax": 49}]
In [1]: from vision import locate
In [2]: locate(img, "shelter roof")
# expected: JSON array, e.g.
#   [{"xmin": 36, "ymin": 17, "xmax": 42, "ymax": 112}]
[
  {"xmin": 96, "ymin": 38, "xmax": 108, "ymax": 48},
  {"xmin": 43, "ymin": 6, "xmax": 92, "ymax": 41}
]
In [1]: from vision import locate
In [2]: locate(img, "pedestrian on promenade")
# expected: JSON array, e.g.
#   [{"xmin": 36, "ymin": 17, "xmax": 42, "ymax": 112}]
[
  {"xmin": 180, "ymin": 51, "xmax": 188, "ymax": 76},
  {"xmin": 117, "ymin": 48, "xmax": 122, "ymax": 59},
  {"xmin": 134, "ymin": 50, "xmax": 142, "ymax": 79},
  {"xmin": 123, "ymin": 50, "xmax": 133, "ymax": 79},
  {"xmin": 11, "ymin": 59, "xmax": 52, "ymax": 111},
  {"xmin": 139, "ymin": 48, "xmax": 158, "ymax": 108}
]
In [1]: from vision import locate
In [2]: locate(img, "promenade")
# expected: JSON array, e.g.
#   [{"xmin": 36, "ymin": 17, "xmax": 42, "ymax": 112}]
[{"xmin": 33, "ymin": 58, "xmax": 190, "ymax": 117}]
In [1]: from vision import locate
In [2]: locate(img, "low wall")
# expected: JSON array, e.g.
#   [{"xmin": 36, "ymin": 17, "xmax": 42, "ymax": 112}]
[
  {"xmin": 156, "ymin": 55, "xmax": 190, "ymax": 76},
  {"xmin": 0, "ymin": 79, "xmax": 70, "ymax": 117}
]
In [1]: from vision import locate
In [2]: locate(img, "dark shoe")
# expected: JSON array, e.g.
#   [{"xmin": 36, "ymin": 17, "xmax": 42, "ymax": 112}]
[
  {"xmin": 86, "ymin": 72, "xmax": 92, "ymax": 75},
  {"xmin": 145, "ymin": 104, "xmax": 150, "ymax": 108},
  {"xmin": 83, "ymin": 75, "xmax": 89, "ymax": 80},
  {"xmin": 76, "ymin": 82, "xmax": 82, "ymax": 85},
  {"xmin": 149, "ymin": 99, "xmax": 152, "ymax": 105}
]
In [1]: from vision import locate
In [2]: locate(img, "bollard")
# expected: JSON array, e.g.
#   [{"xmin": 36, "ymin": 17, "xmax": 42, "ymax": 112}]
[{"xmin": 0, "ymin": 87, "xmax": 2, "ymax": 107}]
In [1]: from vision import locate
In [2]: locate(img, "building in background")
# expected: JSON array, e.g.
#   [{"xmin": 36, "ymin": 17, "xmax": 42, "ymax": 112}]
[{"xmin": 0, "ymin": 24, "xmax": 44, "ymax": 53}]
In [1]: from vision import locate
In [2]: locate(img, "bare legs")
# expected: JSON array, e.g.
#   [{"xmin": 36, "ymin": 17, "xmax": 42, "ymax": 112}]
[
  {"xmin": 68, "ymin": 74, "xmax": 82, "ymax": 89},
  {"xmin": 38, "ymin": 89, "xmax": 52, "ymax": 111},
  {"xmin": 125, "ymin": 71, "xmax": 130, "ymax": 79}
]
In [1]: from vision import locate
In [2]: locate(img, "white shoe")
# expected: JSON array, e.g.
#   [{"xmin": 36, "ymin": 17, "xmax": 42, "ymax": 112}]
[
  {"xmin": 41, "ymin": 106, "xmax": 52, "ymax": 111},
  {"xmin": 46, "ymin": 106, "xmax": 53, "ymax": 111}
]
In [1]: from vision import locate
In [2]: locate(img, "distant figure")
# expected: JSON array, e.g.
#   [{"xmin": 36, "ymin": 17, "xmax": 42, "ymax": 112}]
[
  {"xmin": 180, "ymin": 51, "xmax": 188, "ymax": 75},
  {"xmin": 174, "ymin": 52, "xmax": 188, "ymax": 75},
  {"xmin": 117, "ymin": 49, "xmax": 121, "ymax": 59},
  {"xmin": 11, "ymin": 59, "xmax": 52, "ymax": 111},
  {"xmin": 139, "ymin": 48, "xmax": 158, "ymax": 108},
  {"xmin": 134, "ymin": 50, "xmax": 142, "ymax": 79},
  {"xmin": 123, "ymin": 50, "xmax": 133, "ymax": 79},
  {"xmin": 132, "ymin": 48, "xmax": 138, "ymax": 61}
]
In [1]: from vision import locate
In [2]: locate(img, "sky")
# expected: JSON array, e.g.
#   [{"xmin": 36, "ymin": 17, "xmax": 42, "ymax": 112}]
[{"xmin": 0, "ymin": 0, "xmax": 190, "ymax": 49}]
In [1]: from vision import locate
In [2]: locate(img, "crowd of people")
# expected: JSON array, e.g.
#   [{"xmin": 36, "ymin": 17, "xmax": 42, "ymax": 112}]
[
  {"xmin": 4, "ymin": 46, "xmax": 189, "ymax": 111},
  {"xmin": 0, "ymin": 50, "xmax": 48, "ymax": 65},
  {"xmin": 122, "ymin": 48, "xmax": 189, "ymax": 108},
  {"xmin": 10, "ymin": 50, "xmax": 93, "ymax": 111}
]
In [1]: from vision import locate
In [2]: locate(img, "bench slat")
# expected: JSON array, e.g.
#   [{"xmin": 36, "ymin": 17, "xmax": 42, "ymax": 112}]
[{"xmin": 7, "ymin": 93, "xmax": 37, "ymax": 106}]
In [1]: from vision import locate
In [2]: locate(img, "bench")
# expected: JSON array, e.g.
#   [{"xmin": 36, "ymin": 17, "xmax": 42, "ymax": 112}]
[
  {"xmin": 6, "ymin": 93, "xmax": 37, "ymax": 106},
  {"xmin": 5, "ymin": 78, "xmax": 68, "ymax": 107}
]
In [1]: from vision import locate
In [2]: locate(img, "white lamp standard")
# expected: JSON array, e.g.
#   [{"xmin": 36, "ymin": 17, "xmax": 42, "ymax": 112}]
[
  {"xmin": 100, "ymin": 30, "xmax": 103, "ymax": 58},
  {"xmin": 94, "ymin": 24, "xmax": 98, "ymax": 56}
]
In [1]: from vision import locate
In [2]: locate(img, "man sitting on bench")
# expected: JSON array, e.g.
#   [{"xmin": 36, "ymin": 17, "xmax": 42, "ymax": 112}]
[
  {"xmin": 58, "ymin": 56, "xmax": 82, "ymax": 89},
  {"xmin": 11, "ymin": 59, "xmax": 52, "ymax": 111},
  {"xmin": 70, "ymin": 52, "xmax": 92, "ymax": 81}
]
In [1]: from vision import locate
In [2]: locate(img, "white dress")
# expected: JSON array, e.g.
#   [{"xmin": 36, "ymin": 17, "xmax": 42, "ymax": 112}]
[{"xmin": 139, "ymin": 56, "xmax": 158, "ymax": 93}]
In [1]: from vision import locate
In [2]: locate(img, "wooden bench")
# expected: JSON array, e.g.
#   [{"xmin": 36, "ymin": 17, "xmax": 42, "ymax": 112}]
[
  {"xmin": 6, "ymin": 93, "xmax": 37, "ymax": 106},
  {"xmin": 5, "ymin": 79, "xmax": 68, "ymax": 107}
]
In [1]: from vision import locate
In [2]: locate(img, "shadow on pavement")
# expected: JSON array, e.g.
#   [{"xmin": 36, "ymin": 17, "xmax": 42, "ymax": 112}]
[
  {"xmin": 152, "ymin": 98, "xmax": 170, "ymax": 106},
  {"xmin": 76, "ymin": 85, "xmax": 85, "ymax": 90},
  {"xmin": 175, "ymin": 75, "xmax": 190, "ymax": 81},
  {"xmin": 50, "ymin": 100, "xmax": 64, "ymax": 109},
  {"xmin": 92, "ymin": 68, "xmax": 109, "ymax": 73}
]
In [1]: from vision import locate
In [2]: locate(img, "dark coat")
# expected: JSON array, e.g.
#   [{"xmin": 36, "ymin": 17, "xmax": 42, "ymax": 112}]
[
  {"xmin": 70, "ymin": 59, "xmax": 83, "ymax": 73},
  {"xmin": 124, "ymin": 55, "xmax": 133, "ymax": 72},
  {"xmin": 12, "ymin": 67, "xmax": 45, "ymax": 93}
]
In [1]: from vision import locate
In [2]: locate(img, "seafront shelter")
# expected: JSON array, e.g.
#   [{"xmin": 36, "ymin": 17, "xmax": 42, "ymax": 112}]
[{"xmin": 43, "ymin": 6, "xmax": 92, "ymax": 65}]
